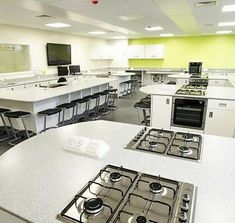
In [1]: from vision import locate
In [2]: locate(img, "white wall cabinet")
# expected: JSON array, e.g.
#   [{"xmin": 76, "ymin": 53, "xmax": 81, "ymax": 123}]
[
  {"xmin": 151, "ymin": 95, "xmax": 172, "ymax": 129},
  {"xmin": 128, "ymin": 44, "xmax": 165, "ymax": 59},
  {"xmin": 205, "ymin": 99, "xmax": 235, "ymax": 138},
  {"xmin": 144, "ymin": 44, "xmax": 164, "ymax": 59},
  {"xmin": 127, "ymin": 45, "xmax": 145, "ymax": 59},
  {"xmin": 90, "ymin": 44, "xmax": 112, "ymax": 60}
]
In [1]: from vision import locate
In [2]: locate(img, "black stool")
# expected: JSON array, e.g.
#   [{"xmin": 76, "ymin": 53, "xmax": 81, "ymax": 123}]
[
  {"xmin": 134, "ymin": 101, "xmax": 151, "ymax": 126},
  {"xmin": 107, "ymin": 89, "xmax": 118, "ymax": 111},
  {"xmin": 87, "ymin": 93, "xmax": 101, "ymax": 120},
  {"xmin": 71, "ymin": 97, "xmax": 89, "ymax": 122},
  {"xmin": 4, "ymin": 111, "xmax": 33, "ymax": 146},
  {"xmin": 57, "ymin": 102, "xmax": 77, "ymax": 126},
  {"xmin": 38, "ymin": 108, "xmax": 62, "ymax": 132},
  {"xmin": 0, "ymin": 108, "xmax": 11, "ymax": 142},
  {"xmin": 99, "ymin": 90, "xmax": 111, "ymax": 115},
  {"xmin": 121, "ymin": 80, "xmax": 131, "ymax": 97}
]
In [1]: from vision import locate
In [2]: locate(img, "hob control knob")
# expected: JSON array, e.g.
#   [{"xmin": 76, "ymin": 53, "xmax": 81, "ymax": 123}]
[
  {"xmin": 179, "ymin": 212, "xmax": 188, "ymax": 222},
  {"xmin": 182, "ymin": 194, "xmax": 190, "ymax": 203},
  {"xmin": 144, "ymin": 127, "xmax": 147, "ymax": 131},
  {"xmin": 180, "ymin": 202, "xmax": 189, "ymax": 212}
]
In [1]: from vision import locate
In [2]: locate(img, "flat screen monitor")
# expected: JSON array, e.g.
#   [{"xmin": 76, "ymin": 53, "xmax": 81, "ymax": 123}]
[
  {"xmin": 47, "ymin": 43, "xmax": 71, "ymax": 66},
  {"xmin": 57, "ymin": 66, "xmax": 68, "ymax": 76},
  {"xmin": 69, "ymin": 65, "xmax": 81, "ymax": 75},
  {"xmin": 188, "ymin": 62, "xmax": 202, "ymax": 75}
]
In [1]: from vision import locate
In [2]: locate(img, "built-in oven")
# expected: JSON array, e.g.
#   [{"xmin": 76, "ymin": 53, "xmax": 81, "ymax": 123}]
[{"xmin": 171, "ymin": 97, "xmax": 207, "ymax": 130}]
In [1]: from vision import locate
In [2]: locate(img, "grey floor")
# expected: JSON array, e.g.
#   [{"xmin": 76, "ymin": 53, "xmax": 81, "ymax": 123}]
[{"xmin": 0, "ymin": 88, "xmax": 146, "ymax": 156}]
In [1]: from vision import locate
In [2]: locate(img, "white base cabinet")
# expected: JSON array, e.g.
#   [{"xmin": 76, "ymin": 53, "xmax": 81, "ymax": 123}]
[
  {"xmin": 151, "ymin": 95, "xmax": 172, "ymax": 129},
  {"xmin": 0, "ymin": 209, "xmax": 27, "ymax": 223},
  {"xmin": 205, "ymin": 100, "xmax": 235, "ymax": 138}
]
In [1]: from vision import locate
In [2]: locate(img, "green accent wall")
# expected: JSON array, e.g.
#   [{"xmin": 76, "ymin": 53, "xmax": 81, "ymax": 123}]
[{"xmin": 128, "ymin": 35, "xmax": 235, "ymax": 69}]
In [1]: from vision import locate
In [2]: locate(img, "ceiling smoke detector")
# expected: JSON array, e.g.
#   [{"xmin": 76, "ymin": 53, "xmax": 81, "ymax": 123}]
[{"xmin": 195, "ymin": 1, "xmax": 217, "ymax": 7}]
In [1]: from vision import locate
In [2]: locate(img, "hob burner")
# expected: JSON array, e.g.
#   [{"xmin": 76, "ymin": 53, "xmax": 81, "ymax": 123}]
[
  {"xmin": 83, "ymin": 197, "xmax": 103, "ymax": 214},
  {"xmin": 136, "ymin": 215, "xmax": 147, "ymax": 223},
  {"xmin": 181, "ymin": 134, "xmax": 194, "ymax": 142},
  {"xmin": 109, "ymin": 172, "xmax": 122, "ymax": 183},
  {"xmin": 149, "ymin": 141, "xmax": 158, "ymax": 148},
  {"xmin": 149, "ymin": 182, "xmax": 163, "ymax": 194},
  {"xmin": 179, "ymin": 146, "xmax": 192, "ymax": 155}
]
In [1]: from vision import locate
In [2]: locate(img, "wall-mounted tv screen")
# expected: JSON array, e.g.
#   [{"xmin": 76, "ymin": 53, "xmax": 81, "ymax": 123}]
[{"xmin": 46, "ymin": 43, "xmax": 71, "ymax": 66}]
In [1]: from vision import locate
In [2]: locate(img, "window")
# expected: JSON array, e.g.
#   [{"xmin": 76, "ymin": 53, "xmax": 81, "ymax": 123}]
[{"xmin": 0, "ymin": 44, "xmax": 30, "ymax": 73}]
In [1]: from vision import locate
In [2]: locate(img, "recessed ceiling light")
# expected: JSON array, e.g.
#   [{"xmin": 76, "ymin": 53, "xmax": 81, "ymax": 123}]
[
  {"xmin": 218, "ymin": 21, "xmax": 235, "ymax": 26},
  {"xmin": 216, "ymin": 30, "xmax": 232, "ymax": 34},
  {"xmin": 160, "ymin": 33, "xmax": 174, "ymax": 37},
  {"xmin": 222, "ymin": 4, "xmax": 235, "ymax": 12},
  {"xmin": 45, "ymin": 23, "xmax": 70, "ymax": 28},
  {"xmin": 119, "ymin": 15, "xmax": 142, "ymax": 21},
  {"xmin": 88, "ymin": 31, "xmax": 106, "ymax": 35},
  {"xmin": 145, "ymin": 26, "xmax": 163, "ymax": 31},
  {"xmin": 113, "ymin": 36, "xmax": 127, "ymax": 39}
]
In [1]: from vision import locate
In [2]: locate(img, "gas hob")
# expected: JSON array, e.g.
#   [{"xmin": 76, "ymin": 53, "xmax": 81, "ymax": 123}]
[
  {"xmin": 58, "ymin": 165, "xmax": 196, "ymax": 223},
  {"xmin": 175, "ymin": 84, "xmax": 207, "ymax": 96},
  {"xmin": 125, "ymin": 127, "xmax": 202, "ymax": 161}
]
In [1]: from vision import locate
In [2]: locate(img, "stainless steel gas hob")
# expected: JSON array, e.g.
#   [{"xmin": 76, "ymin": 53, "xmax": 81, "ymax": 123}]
[
  {"xmin": 58, "ymin": 165, "xmax": 196, "ymax": 223},
  {"xmin": 124, "ymin": 127, "xmax": 202, "ymax": 161}
]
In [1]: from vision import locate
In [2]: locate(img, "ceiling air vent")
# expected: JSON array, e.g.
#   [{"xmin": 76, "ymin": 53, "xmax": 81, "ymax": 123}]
[
  {"xmin": 36, "ymin": 14, "xmax": 52, "ymax": 18},
  {"xmin": 195, "ymin": 1, "xmax": 217, "ymax": 7}
]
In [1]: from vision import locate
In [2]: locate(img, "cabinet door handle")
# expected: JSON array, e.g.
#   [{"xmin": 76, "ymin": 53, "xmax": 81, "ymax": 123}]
[
  {"xmin": 166, "ymin": 98, "xmax": 170, "ymax": 104},
  {"xmin": 209, "ymin": 112, "xmax": 213, "ymax": 118},
  {"xmin": 219, "ymin": 103, "xmax": 227, "ymax": 108},
  {"xmin": 233, "ymin": 128, "xmax": 235, "ymax": 138}
]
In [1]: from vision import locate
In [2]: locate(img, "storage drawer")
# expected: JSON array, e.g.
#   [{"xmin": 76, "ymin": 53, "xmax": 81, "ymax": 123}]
[
  {"xmin": 208, "ymin": 79, "xmax": 225, "ymax": 86},
  {"xmin": 207, "ymin": 99, "xmax": 235, "ymax": 110}
]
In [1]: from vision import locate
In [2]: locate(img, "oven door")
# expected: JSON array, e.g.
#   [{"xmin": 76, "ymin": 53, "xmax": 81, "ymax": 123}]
[{"xmin": 172, "ymin": 97, "xmax": 207, "ymax": 129}]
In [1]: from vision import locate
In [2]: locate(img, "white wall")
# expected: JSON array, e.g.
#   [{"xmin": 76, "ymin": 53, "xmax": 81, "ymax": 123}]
[{"xmin": 0, "ymin": 24, "xmax": 110, "ymax": 77}]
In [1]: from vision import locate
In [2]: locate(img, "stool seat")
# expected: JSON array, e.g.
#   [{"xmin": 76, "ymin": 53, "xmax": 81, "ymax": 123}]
[
  {"xmin": 4, "ymin": 111, "xmax": 31, "ymax": 118},
  {"xmin": 90, "ymin": 93, "xmax": 100, "ymax": 99},
  {"xmin": 108, "ymin": 88, "xmax": 117, "ymax": 93},
  {"xmin": 100, "ymin": 90, "xmax": 109, "ymax": 95},
  {"xmin": 38, "ymin": 108, "xmax": 62, "ymax": 116},
  {"xmin": 0, "ymin": 108, "xmax": 10, "ymax": 114},
  {"xmin": 134, "ymin": 102, "xmax": 150, "ymax": 109},
  {"xmin": 57, "ymin": 102, "xmax": 76, "ymax": 109}
]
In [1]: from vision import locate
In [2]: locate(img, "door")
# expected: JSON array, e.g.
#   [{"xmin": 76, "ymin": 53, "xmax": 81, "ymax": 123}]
[
  {"xmin": 151, "ymin": 95, "xmax": 172, "ymax": 129},
  {"xmin": 205, "ymin": 100, "xmax": 235, "ymax": 137},
  {"xmin": 205, "ymin": 109, "xmax": 235, "ymax": 137}
]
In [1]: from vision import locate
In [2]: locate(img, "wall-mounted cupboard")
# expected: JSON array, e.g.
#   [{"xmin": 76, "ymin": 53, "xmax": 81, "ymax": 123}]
[
  {"xmin": 128, "ymin": 44, "xmax": 165, "ymax": 59},
  {"xmin": 90, "ymin": 44, "xmax": 113, "ymax": 60}
]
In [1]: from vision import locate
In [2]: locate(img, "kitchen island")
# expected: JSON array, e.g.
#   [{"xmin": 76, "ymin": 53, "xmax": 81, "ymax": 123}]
[
  {"xmin": 0, "ymin": 77, "xmax": 115, "ymax": 133},
  {"xmin": 0, "ymin": 120, "xmax": 234, "ymax": 223},
  {"xmin": 140, "ymin": 84, "xmax": 235, "ymax": 137}
]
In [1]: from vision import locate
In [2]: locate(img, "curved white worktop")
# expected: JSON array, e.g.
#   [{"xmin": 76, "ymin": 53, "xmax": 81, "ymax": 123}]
[
  {"xmin": 0, "ymin": 77, "xmax": 115, "ymax": 102},
  {"xmin": 140, "ymin": 84, "xmax": 235, "ymax": 100},
  {"xmin": 0, "ymin": 121, "xmax": 234, "ymax": 223}
]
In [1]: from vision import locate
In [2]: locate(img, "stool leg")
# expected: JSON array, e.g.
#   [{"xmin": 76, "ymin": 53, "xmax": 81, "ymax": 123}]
[
  {"xmin": 0, "ymin": 113, "xmax": 10, "ymax": 136},
  {"xmin": 62, "ymin": 108, "xmax": 65, "ymax": 126},
  {"xmin": 43, "ymin": 115, "xmax": 47, "ymax": 131},
  {"xmin": 20, "ymin": 116, "xmax": 30, "ymax": 138},
  {"xmin": 72, "ymin": 106, "xmax": 76, "ymax": 123},
  {"xmin": 142, "ymin": 109, "xmax": 148, "ymax": 126},
  {"xmin": 58, "ymin": 112, "xmax": 61, "ymax": 126},
  {"xmin": 8, "ymin": 117, "xmax": 16, "ymax": 139}
]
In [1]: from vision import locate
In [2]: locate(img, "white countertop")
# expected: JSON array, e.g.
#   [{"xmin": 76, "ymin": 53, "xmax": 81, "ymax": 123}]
[
  {"xmin": 140, "ymin": 84, "xmax": 235, "ymax": 101},
  {"xmin": 0, "ymin": 77, "xmax": 115, "ymax": 102},
  {"xmin": 0, "ymin": 74, "xmax": 80, "ymax": 88},
  {"xmin": 0, "ymin": 121, "xmax": 234, "ymax": 223},
  {"xmin": 111, "ymin": 72, "xmax": 135, "ymax": 76}
]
